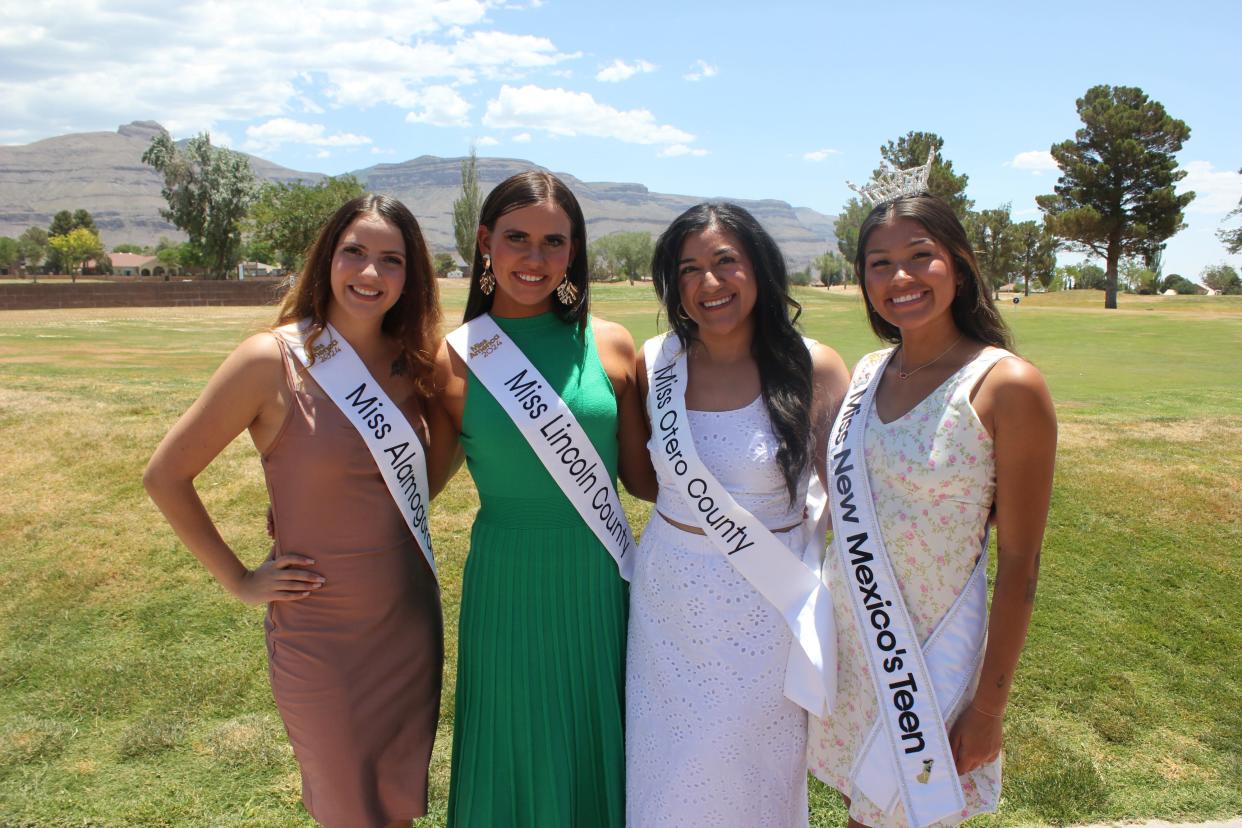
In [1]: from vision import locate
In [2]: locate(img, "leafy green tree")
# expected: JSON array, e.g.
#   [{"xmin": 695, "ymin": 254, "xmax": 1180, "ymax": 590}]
[
  {"xmin": 156, "ymin": 244, "xmax": 185, "ymax": 279},
  {"xmin": 966, "ymin": 204, "xmax": 1016, "ymax": 296},
  {"xmin": 1037, "ymin": 85, "xmax": 1194, "ymax": 309},
  {"xmin": 814, "ymin": 250, "xmax": 852, "ymax": 287},
  {"xmin": 0, "ymin": 237, "xmax": 18, "ymax": 272},
  {"xmin": 833, "ymin": 198, "xmax": 870, "ymax": 264},
  {"xmin": 247, "ymin": 175, "xmax": 365, "ymax": 270},
  {"xmin": 877, "ymin": 131, "xmax": 973, "ymax": 217},
  {"xmin": 1010, "ymin": 221, "xmax": 1057, "ymax": 295},
  {"xmin": 433, "ymin": 252, "xmax": 457, "ymax": 277},
  {"xmin": 112, "ymin": 243, "xmax": 147, "ymax": 254},
  {"xmin": 18, "ymin": 227, "xmax": 48, "ymax": 279},
  {"xmin": 47, "ymin": 210, "xmax": 94, "ymax": 272},
  {"xmin": 592, "ymin": 232, "xmax": 654, "ymax": 284},
  {"xmin": 1161, "ymin": 274, "xmax": 1200, "ymax": 295},
  {"xmin": 72, "ymin": 209, "xmax": 98, "ymax": 236},
  {"xmin": 1120, "ymin": 259, "xmax": 1160, "ymax": 294},
  {"xmin": 142, "ymin": 132, "xmax": 258, "ymax": 279},
  {"xmin": 452, "ymin": 147, "xmax": 482, "ymax": 267},
  {"xmin": 1217, "ymin": 168, "xmax": 1242, "ymax": 255},
  {"xmin": 48, "ymin": 227, "xmax": 104, "ymax": 283},
  {"xmin": 1201, "ymin": 263, "xmax": 1242, "ymax": 294}
]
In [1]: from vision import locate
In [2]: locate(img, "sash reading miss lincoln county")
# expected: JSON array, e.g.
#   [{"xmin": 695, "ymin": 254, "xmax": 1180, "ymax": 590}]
[
  {"xmin": 446, "ymin": 315, "xmax": 636, "ymax": 581},
  {"xmin": 644, "ymin": 332, "xmax": 836, "ymax": 718},
  {"xmin": 275, "ymin": 320, "xmax": 436, "ymax": 578},
  {"xmin": 827, "ymin": 349, "xmax": 989, "ymax": 828}
]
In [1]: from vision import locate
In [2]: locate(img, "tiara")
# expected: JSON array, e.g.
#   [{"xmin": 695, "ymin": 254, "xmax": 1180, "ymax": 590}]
[{"xmin": 846, "ymin": 149, "xmax": 936, "ymax": 206}]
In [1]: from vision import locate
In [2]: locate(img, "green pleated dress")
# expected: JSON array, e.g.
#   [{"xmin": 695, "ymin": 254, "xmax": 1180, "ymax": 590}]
[{"xmin": 448, "ymin": 312, "xmax": 627, "ymax": 828}]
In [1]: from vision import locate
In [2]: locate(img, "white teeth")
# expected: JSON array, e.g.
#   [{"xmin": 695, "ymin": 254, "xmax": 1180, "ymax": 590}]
[
  {"xmin": 351, "ymin": 286, "xmax": 380, "ymax": 297},
  {"xmin": 702, "ymin": 295, "xmax": 733, "ymax": 308},
  {"xmin": 515, "ymin": 272, "xmax": 544, "ymax": 283},
  {"xmin": 891, "ymin": 292, "xmax": 924, "ymax": 305}
]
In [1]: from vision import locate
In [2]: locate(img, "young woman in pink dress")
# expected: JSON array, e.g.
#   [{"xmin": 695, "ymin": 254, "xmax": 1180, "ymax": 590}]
[
  {"xmin": 808, "ymin": 193, "xmax": 1056, "ymax": 828},
  {"xmin": 144, "ymin": 195, "xmax": 444, "ymax": 828}
]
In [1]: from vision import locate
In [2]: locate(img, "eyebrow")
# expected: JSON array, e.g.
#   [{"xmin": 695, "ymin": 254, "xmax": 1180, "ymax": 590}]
[
  {"xmin": 865, "ymin": 237, "xmax": 935, "ymax": 255},
  {"xmin": 339, "ymin": 239, "xmax": 405, "ymax": 256},
  {"xmin": 678, "ymin": 246, "xmax": 737, "ymax": 265}
]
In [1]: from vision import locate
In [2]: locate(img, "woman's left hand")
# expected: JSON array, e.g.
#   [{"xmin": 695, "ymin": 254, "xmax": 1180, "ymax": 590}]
[{"xmin": 948, "ymin": 704, "xmax": 1004, "ymax": 775}]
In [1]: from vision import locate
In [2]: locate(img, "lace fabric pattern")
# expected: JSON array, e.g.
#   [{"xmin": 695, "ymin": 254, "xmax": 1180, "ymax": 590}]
[{"xmin": 628, "ymin": 398, "xmax": 811, "ymax": 828}]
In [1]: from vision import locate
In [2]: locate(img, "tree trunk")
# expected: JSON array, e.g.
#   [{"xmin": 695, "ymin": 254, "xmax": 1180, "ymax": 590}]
[
  {"xmin": 1105, "ymin": 234, "xmax": 1120, "ymax": 309},
  {"xmin": 1024, "ymin": 273, "xmax": 1030, "ymax": 296}
]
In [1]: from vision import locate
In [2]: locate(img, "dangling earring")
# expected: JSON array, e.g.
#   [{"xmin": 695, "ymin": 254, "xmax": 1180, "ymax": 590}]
[
  {"xmin": 676, "ymin": 303, "xmax": 692, "ymax": 322},
  {"xmin": 479, "ymin": 253, "xmax": 495, "ymax": 296},
  {"xmin": 555, "ymin": 275, "xmax": 579, "ymax": 305}
]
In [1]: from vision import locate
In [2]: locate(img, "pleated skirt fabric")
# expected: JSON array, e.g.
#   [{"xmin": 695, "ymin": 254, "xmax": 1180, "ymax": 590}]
[{"xmin": 447, "ymin": 518, "xmax": 628, "ymax": 828}]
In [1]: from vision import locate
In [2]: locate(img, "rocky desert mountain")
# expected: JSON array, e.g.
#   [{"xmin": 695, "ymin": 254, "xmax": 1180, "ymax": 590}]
[{"xmin": 0, "ymin": 121, "xmax": 836, "ymax": 268}]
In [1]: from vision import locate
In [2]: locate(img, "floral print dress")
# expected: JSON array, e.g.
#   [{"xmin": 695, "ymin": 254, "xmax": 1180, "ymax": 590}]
[{"xmin": 808, "ymin": 347, "xmax": 1014, "ymax": 828}]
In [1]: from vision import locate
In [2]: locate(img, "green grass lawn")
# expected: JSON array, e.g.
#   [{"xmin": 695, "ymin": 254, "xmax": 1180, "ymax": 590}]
[{"xmin": 1, "ymin": 285, "xmax": 1239, "ymax": 827}]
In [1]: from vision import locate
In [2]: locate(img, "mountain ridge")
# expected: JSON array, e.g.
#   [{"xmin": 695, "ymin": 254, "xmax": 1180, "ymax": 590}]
[{"xmin": 0, "ymin": 121, "xmax": 837, "ymax": 269}]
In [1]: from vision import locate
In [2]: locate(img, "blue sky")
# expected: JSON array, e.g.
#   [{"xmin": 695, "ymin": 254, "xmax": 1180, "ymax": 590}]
[{"xmin": 3, "ymin": 0, "xmax": 1240, "ymax": 278}]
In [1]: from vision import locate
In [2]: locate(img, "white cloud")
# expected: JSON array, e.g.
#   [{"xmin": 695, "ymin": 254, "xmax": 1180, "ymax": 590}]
[
  {"xmin": 659, "ymin": 144, "xmax": 709, "ymax": 158},
  {"xmin": 1180, "ymin": 161, "xmax": 1242, "ymax": 214},
  {"xmin": 803, "ymin": 148, "xmax": 840, "ymax": 162},
  {"xmin": 596, "ymin": 59, "xmax": 656, "ymax": 83},
  {"xmin": 1008, "ymin": 150, "xmax": 1058, "ymax": 174},
  {"xmin": 476, "ymin": 135, "xmax": 500, "ymax": 146},
  {"xmin": 683, "ymin": 60, "xmax": 718, "ymax": 81},
  {"xmin": 483, "ymin": 85, "xmax": 696, "ymax": 147},
  {"xmin": 0, "ymin": 1, "xmax": 575, "ymax": 142},
  {"xmin": 404, "ymin": 85, "xmax": 471, "ymax": 127},
  {"xmin": 512, "ymin": 132, "xmax": 532, "ymax": 143},
  {"xmin": 316, "ymin": 149, "xmax": 331, "ymax": 158},
  {"xmin": 244, "ymin": 118, "xmax": 372, "ymax": 152}
]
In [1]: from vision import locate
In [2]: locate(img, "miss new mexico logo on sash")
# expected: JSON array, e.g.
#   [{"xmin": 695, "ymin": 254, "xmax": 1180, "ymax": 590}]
[
  {"xmin": 275, "ymin": 320, "xmax": 436, "ymax": 578},
  {"xmin": 446, "ymin": 314, "xmax": 635, "ymax": 581}
]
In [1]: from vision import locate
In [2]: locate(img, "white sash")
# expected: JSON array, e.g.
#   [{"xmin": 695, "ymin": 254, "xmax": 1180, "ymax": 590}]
[
  {"xmin": 826, "ymin": 350, "xmax": 974, "ymax": 828},
  {"xmin": 274, "ymin": 320, "xmax": 436, "ymax": 578},
  {"xmin": 446, "ymin": 314, "xmax": 636, "ymax": 581},
  {"xmin": 644, "ymin": 332, "xmax": 836, "ymax": 717}
]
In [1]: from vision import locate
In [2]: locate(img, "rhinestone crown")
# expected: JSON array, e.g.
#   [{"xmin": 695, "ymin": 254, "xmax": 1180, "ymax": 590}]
[{"xmin": 847, "ymin": 149, "xmax": 936, "ymax": 206}]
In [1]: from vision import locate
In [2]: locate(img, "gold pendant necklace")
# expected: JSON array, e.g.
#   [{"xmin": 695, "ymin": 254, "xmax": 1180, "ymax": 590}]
[{"xmin": 897, "ymin": 335, "xmax": 962, "ymax": 380}]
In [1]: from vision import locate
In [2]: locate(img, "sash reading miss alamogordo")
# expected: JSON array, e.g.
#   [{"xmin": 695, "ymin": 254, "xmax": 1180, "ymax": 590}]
[
  {"xmin": 275, "ymin": 320, "xmax": 436, "ymax": 578},
  {"xmin": 446, "ymin": 315, "xmax": 635, "ymax": 581}
]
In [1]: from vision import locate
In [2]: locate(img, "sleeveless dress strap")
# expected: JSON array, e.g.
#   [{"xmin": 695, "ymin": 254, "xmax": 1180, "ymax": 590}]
[{"xmin": 950, "ymin": 347, "xmax": 1016, "ymax": 403}]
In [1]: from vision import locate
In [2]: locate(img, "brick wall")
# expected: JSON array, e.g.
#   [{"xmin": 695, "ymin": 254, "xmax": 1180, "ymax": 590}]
[{"xmin": 0, "ymin": 280, "xmax": 286, "ymax": 310}]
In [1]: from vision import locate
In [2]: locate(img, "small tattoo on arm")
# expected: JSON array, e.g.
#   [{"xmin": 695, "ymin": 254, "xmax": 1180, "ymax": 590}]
[
  {"xmin": 995, "ymin": 674, "xmax": 1007, "ymax": 690},
  {"xmin": 391, "ymin": 357, "xmax": 408, "ymax": 377}
]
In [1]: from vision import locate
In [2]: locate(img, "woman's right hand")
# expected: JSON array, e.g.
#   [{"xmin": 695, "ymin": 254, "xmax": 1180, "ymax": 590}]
[{"xmin": 232, "ymin": 555, "xmax": 324, "ymax": 605}]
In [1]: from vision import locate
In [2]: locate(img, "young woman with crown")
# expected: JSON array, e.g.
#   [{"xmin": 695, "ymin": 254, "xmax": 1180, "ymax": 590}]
[
  {"xmin": 807, "ymin": 187, "xmax": 1056, "ymax": 828},
  {"xmin": 145, "ymin": 195, "xmax": 444, "ymax": 828},
  {"xmin": 428, "ymin": 171, "xmax": 649, "ymax": 827},
  {"xmin": 624, "ymin": 202, "xmax": 850, "ymax": 827}
]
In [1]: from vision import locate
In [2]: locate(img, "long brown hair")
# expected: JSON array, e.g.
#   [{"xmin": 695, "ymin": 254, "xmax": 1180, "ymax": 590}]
[
  {"xmin": 463, "ymin": 171, "xmax": 589, "ymax": 329},
  {"xmin": 275, "ymin": 194, "xmax": 442, "ymax": 396},
  {"xmin": 854, "ymin": 194, "xmax": 1012, "ymax": 350}
]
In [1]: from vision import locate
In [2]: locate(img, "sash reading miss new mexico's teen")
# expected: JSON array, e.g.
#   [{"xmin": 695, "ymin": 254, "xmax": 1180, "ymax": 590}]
[{"xmin": 275, "ymin": 320, "xmax": 436, "ymax": 577}]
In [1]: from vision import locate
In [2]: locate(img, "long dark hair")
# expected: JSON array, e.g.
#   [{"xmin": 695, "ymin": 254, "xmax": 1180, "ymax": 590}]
[
  {"xmin": 275, "ymin": 194, "xmax": 442, "ymax": 397},
  {"xmin": 854, "ymin": 194, "xmax": 1012, "ymax": 350},
  {"xmin": 463, "ymin": 170, "xmax": 589, "ymax": 329},
  {"xmin": 651, "ymin": 202, "xmax": 812, "ymax": 505}
]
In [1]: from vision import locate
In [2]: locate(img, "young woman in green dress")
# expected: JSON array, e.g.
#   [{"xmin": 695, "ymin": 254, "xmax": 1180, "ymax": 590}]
[{"xmin": 428, "ymin": 171, "xmax": 650, "ymax": 827}]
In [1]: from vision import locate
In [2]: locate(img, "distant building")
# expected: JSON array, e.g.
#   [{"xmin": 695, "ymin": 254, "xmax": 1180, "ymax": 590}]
[
  {"xmin": 239, "ymin": 261, "xmax": 281, "ymax": 279},
  {"xmin": 111, "ymin": 253, "xmax": 159, "ymax": 276}
]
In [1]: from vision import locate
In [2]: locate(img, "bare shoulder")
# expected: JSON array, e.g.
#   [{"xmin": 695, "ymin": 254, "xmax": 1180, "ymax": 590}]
[
  {"xmin": 809, "ymin": 341, "xmax": 849, "ymax": 382},
  {"xmin": 432, "ymin": 337, "xmax": 467, "ymax": 387},
  {"xmin": 590, "ymin": 315, "xmax": 637, "ymax": 359},
  {"xmin": 978, "ymin": 354, "xmax": 1056, "ymax": 431},
  {"xmin": 222, "ymin": 332, "xmax": 285, "ymax": 386}
]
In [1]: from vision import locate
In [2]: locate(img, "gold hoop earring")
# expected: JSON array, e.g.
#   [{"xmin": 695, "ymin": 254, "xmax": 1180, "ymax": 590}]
[
  {"xmin": 479, "ymin": 253, "xmax": 495, "ymax": 296},
  {"xmin": 555, "ymin": 275, "xmax": 579, "ymax": 305},
  {"xmin": 676, "ymin": 304, "xmax": 692, "ymax": 322}
]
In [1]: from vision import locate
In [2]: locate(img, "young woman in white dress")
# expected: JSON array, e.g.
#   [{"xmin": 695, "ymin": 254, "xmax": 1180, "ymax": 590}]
[
  {"xmin": 807, "ymin": 193, "xmax": 1057, "ymax": 828},
  {"xmin": 625, "ymin": 203, "xmax": 850, "ymax": 827}
]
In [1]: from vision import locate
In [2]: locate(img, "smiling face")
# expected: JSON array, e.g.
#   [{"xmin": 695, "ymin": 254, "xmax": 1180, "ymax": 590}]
[
  {"xmin": 327, "ymin": 212, "xmax": 407, "ymax": 327},
  {"xmin": 862, "ymin": 217, "xmax": 960, "ymax": 335},
  {"xmin": 478, "ymin": 200, "xmax": 574, "ymax": 318},
  {"xmin": 676, "ymin": 224, "xmax": 759, "ymax": 340}
]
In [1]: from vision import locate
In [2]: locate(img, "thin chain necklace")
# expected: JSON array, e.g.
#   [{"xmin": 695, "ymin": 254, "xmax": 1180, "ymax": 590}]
[{"xmin": 896, "ymin": 335, "xmax": 963, "ymax": 380}]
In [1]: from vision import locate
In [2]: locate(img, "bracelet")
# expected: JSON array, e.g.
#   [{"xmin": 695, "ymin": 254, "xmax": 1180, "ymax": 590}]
[{"xmin": 970, "ymin": 703, "xmax": 1004, "ymax": 719}]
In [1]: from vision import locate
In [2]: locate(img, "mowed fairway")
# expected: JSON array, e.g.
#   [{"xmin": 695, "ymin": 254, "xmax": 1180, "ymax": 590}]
[{"xmin": 1, "ymin": 283, "xmax": 1239, "ymax": 827}]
